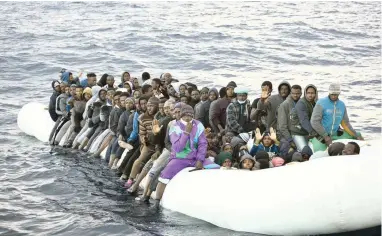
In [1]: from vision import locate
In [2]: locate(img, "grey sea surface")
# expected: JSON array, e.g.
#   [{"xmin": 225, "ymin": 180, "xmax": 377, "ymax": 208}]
[{"xmin": 0, "ymin": 2, "xmax": 381, "ymax": 236}]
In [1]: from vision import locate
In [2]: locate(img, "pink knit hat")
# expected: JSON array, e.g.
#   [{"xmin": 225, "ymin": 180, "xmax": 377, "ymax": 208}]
[{"xmin": 271, "ymin": 157, "xmax": 285, "ymax": 167}]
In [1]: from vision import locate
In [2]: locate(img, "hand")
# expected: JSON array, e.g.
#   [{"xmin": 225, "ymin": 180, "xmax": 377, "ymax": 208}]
[
  {"xmin": 207, "ymin": 150, "xmax": 217, "ymax": 157},
  {"xmin": 195, "ymin": 160, "xmax": 203, "ymax": 170},
  {"xmin": 152, "ymin": 119, "xmax": 163, "ymax": 135},
  {"xmin": 269, "ymin": 127, "xmax": 277, "ymax": 141},
  {"xmin": 185, "ymin": 122, "xmax": 193, "ymax": 133},
  {"xmin": 204, "ymin": 128, "xmax": 211, "ymax": 135},
  {"xmin": 255, "ymin": 128, "xmax": 262, "ymax": 143},
  {"xmin": 260, "ymin": 87, "xmax": 270, "ymax": 100},
  {"xmin": 324, "ymin": 136, "xmax": 332, "ymax": 146}
]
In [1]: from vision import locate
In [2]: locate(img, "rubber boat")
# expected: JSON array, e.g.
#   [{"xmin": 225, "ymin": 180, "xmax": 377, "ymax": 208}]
[{"xmin": 17, "ymin": 102, "xmax": 382, "ymax": 235}]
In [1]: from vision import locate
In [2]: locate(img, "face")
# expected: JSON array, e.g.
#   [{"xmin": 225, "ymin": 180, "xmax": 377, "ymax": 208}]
[
  {"xmin": 151, "ymin": 80, "xmax": 159, "ymax": 90},
  {"xmin": 209, "ymin": 92, "xmax": 217, "ymax": 101},
  {"xmin": 226, "ymin": 87, "xmax": 234, "ymax": 97},
  {"xmin": 124, "ymin": 83, "xmax": 131, "ymax": 92},
  {"xmin": 125, "ymin": 99, "xmax": 134, "ymax": 110},
  {"xmin": 107, "ymin": 77, "xmax": 115, "ymax": 87},
  {"xmin": 55, "ymin": 85, "xmax": 61, "ymax": 93},
  {"xmin": 180, "ymin": 96, "xmax": 189, "ymax": 104},
  {"xmin": 145, "ymin": 87, "xmax": 153, "ymax": 97},
  {"xmin": 222, "ymin": 159, "xmax": 232, "ymax": 168},
  {"xmin": 135, "ymin": 101, "xmax": 140, "ymax": 111},
  {"xmin": 59, "ymin": 84, "xmax": 66, "ymax": 92},
  {"xmin": 179, "ymin": 85, "xmax": 186, "ymax": 95},
  {"xmin": 291, "ymin": 88, "xmax": 302, "ymax": 102},
  {"xmin": 75, "ymin": 88, "xmax": 83, "ymax": 99},
  {"xmin": 164, "ymin": 105, "xmax": 171, "ymax": 116},
  {"xmin": 237, "ymin": 93, "xmax": 247, "ymax": 102},
  {"xmin": 107, "ymin": 90, "xmax": 115, "ymax": 101},
  {"xmin": 132, "ymin": 78, "xmax": 139, "ymax": 88},
  {"xmin": 64, "ymin": 87, "xmax": 70, "ymax": 95},
  {"xmin": 119, "ymin": 96, "xmax": 128, "ymax": 108},
  {"xmin": 167, "ymin": 85, "xmax": 176, "ymax": 96},
  {"xmin": 329, "ymin": 94, "xmax": 339, "ymax": 101},
  {"xmin": 262, "ymin": 136, "xmax": 272, "ymax": 147},
  {"xmin": 279, "ymin": 85, "xmax": 290, "ymax": 98},
  {"xmin": 181, "ymin": 114, "xmax": 193, "ymax": 123},
  {"xmin": 242, "ymin": 159, "xmax": 254, "ymax": 170},
  {"xmin": 185, "ymin": 89, "xmax": 190, "ymax": 97},
  {"xmin": 173, "ymin": 107, "xmax": 181, "ymax": 120},
  {"xmin": 123, "ymin": 73, "xmax": 130, "ymax": 82},
  {"xmin": 139, "ymin": 99, "xmax": 147, "ymax": 112},
  {"xmin": 342, "ymin": 144, "xmax": 356, "ymax": 155},
  {"xmin": 225, "ymin": 132, "xmax": 234, "ymax": 143},
  {"xmin": 70, "ymin": 87, "xmax": 76, "ymax": 97},
  {"xmin": 223, "ymin": 145, "xmax": 233, "ymax": 154},
  {"xmin": 305, "ymin": 87, "xmax": 316, "ymax": 102},
  {"xmin": 191, "ymin": 91, "xmax": 200, "ymax": 101},
  {"xmin": 84, "ymin": 93, "xmax": 92, "ymax": 101},
  {"xmin": 262, "ymin": 85, "xmax": 272, "ymax": 94},
  {"xmin": 88, "ymin": 76, "xmax": 97, "ymax": 87},
  {"xmin": 69, "ymin": 74, "xmax": 74, "ymax": 82},
  {"xmin": 99, "ymin": 90, "xmax": 107, "ymax": 101},
  {"xmin": 133, "ymin": 90, "xmax": 141, "ymax": 99},
  {"xmin": 159, "ymin": 103, "xmax": 165, "ymax": 115},
  {"xmin": 200, "ymin": 90, "xmax": 209, "ymax": 101},
  {"xmin": 147, "ymin": 103, "xmax": 157, "ymax": 115}
]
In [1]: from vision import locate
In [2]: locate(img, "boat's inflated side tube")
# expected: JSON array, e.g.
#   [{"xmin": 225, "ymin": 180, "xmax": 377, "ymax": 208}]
[
  {"xmin": 17, "ymin": 102, "xmax": 55, "ymax": 142},
  {"xmin": 161, "ymin": 152, "xmax": 381, "ymax": 235}
]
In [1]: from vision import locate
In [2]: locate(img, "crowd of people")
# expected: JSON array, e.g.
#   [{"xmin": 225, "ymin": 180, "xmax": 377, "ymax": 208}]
[{"xmin": 48, "ymin": 69, "xmax": 363, "ymax": 208}]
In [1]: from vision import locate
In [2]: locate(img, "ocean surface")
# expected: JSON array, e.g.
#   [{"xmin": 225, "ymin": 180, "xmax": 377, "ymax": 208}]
[{"xmin": 0, "ymin": 2, "xmax": 381, "ymax": 236}]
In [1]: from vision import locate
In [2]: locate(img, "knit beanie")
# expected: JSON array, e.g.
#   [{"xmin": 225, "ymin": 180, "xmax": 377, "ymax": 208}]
[
  {"xmin": 291, "ymin": 152, "xmax": 303, "ymax": 162},
  {"xmin": 328, "ymin": 83, "xmax": 341, "ymax": 95},
  {"xmin": 226, "ymin": 81, "xmax": 237, "ymax": 88},
  {"xmin": 234, "ymin": 87, "xmax": 249, "ymax": 95},
  {"xmin": 125, "ymin": 97, "xmax": 135, "ymax": 104},
  {"xmin": 180, "ymin": 104, "xmax": 194, "ymax": 118},
  {"xmin": 238, "ymin": 133, "xmax": 250, "ymax": 143},
  {"xmin": 240, "ymin": 153, "xmax": 255, "ymax": 164},
  {"xmin": 328, "ymin": 142, "xmax": 345, "ymax": 156},
  {"xmin": 216, "ymin": 151, "xmax": 233, "ymax": 166},
  {"xmin": 200, "ymin": 87, "xmax": 209, "ymax": 94},
  {"xmin": 271, "ymin": 157, "xmax": 285, "ymax": 167},
  {"xmin": 147, "ymin": 97, "xmax": 160, "ymax": 107},
  {"xmin": 301, "ymin": 146, "xmax": 313, "ymax": 157},
  {"xmin": 255, "ymin": 150, "xmax": 269, "ymax": 161}
]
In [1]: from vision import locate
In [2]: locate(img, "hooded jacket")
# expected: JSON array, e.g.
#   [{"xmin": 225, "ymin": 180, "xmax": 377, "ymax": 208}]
[
  {"xmin": 61, "ymin": 72, "xmax": 70, "ymax": 84},
  {"xmin": 88, "ymin": 88, "xmax": 107, "ymax": 128},
  {"xmin": 257, "ymin": 81, "xmax": 291, "ymax": 130},
  {"xmin": 311, "ymin": 96, "xmax": 357, "ymax": 138},
  {"xmin": 209, "ymin": 97, "xmax": 231, "ymax": 133},
  {"xmin": 83, "ymin": 86, "xmax": 102, "ymax": 120},
  {"xmin": 55, "ymin": 92, "xmax": 69, "ymax": 116},
  {"xmin": 49, "ymin": 80, "xmax": 60, "ymax": 121},
  {"xmin": 295, "ymin": 84, "xmax": 318, "ymax": 135},
  {"xmin": 117, "ymin": 109, "xmax": 135, "ymax": 138}
]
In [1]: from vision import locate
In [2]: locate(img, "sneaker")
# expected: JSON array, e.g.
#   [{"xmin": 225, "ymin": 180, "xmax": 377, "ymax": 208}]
[{"xmin": 123, "ymin": 179, "xmax": 134, "ymax": 189}]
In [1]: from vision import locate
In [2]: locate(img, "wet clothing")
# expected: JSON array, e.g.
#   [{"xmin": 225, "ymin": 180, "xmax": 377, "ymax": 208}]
[{"xmin": 49, "ymin": 89, "xmax": 60, "ymax": 122}]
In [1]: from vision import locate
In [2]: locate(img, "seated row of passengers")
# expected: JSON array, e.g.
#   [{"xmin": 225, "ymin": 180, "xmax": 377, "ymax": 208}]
[{"xmin": 48, "ymin": 70, "xmax": 362, "ymax": 206}]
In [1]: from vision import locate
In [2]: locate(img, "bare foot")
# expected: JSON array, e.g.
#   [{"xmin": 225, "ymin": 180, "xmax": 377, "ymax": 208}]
[{"xmin": 118, "ymin": 140, "xmax": 133, "ymax": 150}]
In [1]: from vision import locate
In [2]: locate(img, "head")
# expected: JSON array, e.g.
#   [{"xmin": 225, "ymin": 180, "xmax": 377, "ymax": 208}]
[
  {"xmin": 342, "ymin": 142, "xmax": 360, "ymax": 155},
  {"xmin": 328, "ymin": 142, "xmax": 345, "ymax": 156},
  {"xmin": 234, "ymin": 87, "xmax": 248, "ymax": 104},
  {"xmin": 75, "ymin": 87, "xmax": 83, "ymax": 100},
  {"xmin": 158, "ymin": 100, "xmax": 166, "ymax": 116},
  {"xmin": 226, "ymin": 81, "xmax": 237, "ymax": 98},
  {"xmin": 224, "ymin": 132, "xmax": 235, "ymax": 144},
  {"xmin": 162, "ymin": 73, "xmax": 178, "ymax": 85},
  {"xmin": 138, "ymin": 97, "xmax": 148, "ymax": 113},
  {"xmin": 87, "ymin": 73, "xmax": 97, "ymax": 88},
  {"xmin": 64, "ymin": 86, "xmax": 70, "ymax": 95},
  {"xmin": 180, "ymin": 104, "xmax": 194, "ymax": 123},
  {"xmin": 191, "ymin": 90, "xmax": 200, "ymax": 102},
  {"xmin": 112, "ymin": 91, "xmax": 122, "ymax": 107},
  {"xmin": 99, "ymin": 89, "xmax": 107, "ymax": 101},
  {"xmin": 328, "ymin": 83, "xmax": 341, "ymax": 101},
  {"xmin": 59, "ymin": 82, "xmax": 67, "ymax": 93},
  {"xmin": 180, "ymin": 95, "xmax": 190, "ymax": 104},
  {"xmin": 70, "ymin": 85, "xmax": 77, "ymax": 97},
  {"xmin": 278, "ymin": 82, "xmax": 291, "ymax": 98},
  {"xmin": 123, "ymin": 81, "xmax": 132, "ymax": 94},
  {"xmin": 151, "ymin": 78, "xmax": 161, "ymax": 90},
  {"xmin": 261, "ymin": 132, "xmax": 273, "ymax": 147},
  {"xmin": 106, "ymin": 75, "xmax": 115, "ymax": 87},
  {"xmin": 142, "ymin": 84, "xmax": 153, "ymax": 97},
  {"xmin": 179, "ymin": 84, "xmax": 187, "ymax": 95},
  {"xmin": 200, "ymin": 87, "xmax": 209, "ymax": 101},
  {"xmin": 97, "ymin": 73, "xmax": 108, "ymax": 87},
  {"xmin": 290, "ymin": 85, "xmax": 302, "ymax": 102},
  {"xmin": 208, "ymin": 88, "xmax": 218, "ymax": 101},
  {"xmin": 83, "ymin": 87, "xmax": 92, "ymax": 101},
  {"xmin": 222, "ymin": 143, "xmax": 233, "ymax": 154},
  {"xmin": 167, "ymin": 84, "xmax": 177, "ymax": 97},
  {"xmin": 132, "ymin": 77, "xmax": 140, "ymax": 89},
  {"xmin": 163, "ymin": 100, "xmax": 174, "ymax": 117},
  {"xmin": 217, "ymin": 151, "xmax": 233, "ymax": 167},
  {"xmin": 107, "ymin": 90, "xmax": 115, "ymax": 102},
  {"xmin": 301, "ymin": 146, "xmax": 313, "ymax": 161},
  {"xmin": 147, "ymin": 97, "xmax": 160, "ymax": 116},
  {"xmin": 133, "ymin": 90, "xmax": 141, "ymax": 99},
  {"xmin": 125, "ymin": 97, "xmax": 135, "ymax": 111},
  {"xmin": 122, "ymin": 72, "xmax": 130, "ymax": 82},
  {"xmin": 142, "ymin": 72, "xmax": 150, "ymax": 82},
  {"xmin": 240, "ymin": 154, "xmax": 255, "ymax": 170},
  {"xmin": 52, "ymin": 80, "xmax": 61, "ymax": 93},
  {"xmin": 119, "ymin": 92, "xmax": 129, "ymax": 108},
  {"xmin": 261, "ymin": 81, "xmax": 273, "ymax": 94},
  {"xmin": 219, "ymin": 87, "xmax": 227, "ymax": 99},
  {"xmin": 305, "ymin": 85, "xmax": 317, "ymax": 103}
]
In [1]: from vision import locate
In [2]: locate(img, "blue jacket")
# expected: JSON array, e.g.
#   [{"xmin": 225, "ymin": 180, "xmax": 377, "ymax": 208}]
[
  {"xmin": 311, "ymin": 96, "xmax": 356, "ymax": 137},
  {"xmin": 127, "ymin": 111, "xmax": 140, "ymax": 143},
  {"xmin": 250, "ymin": 143, "xmax": 279, "ymax": 156}
]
